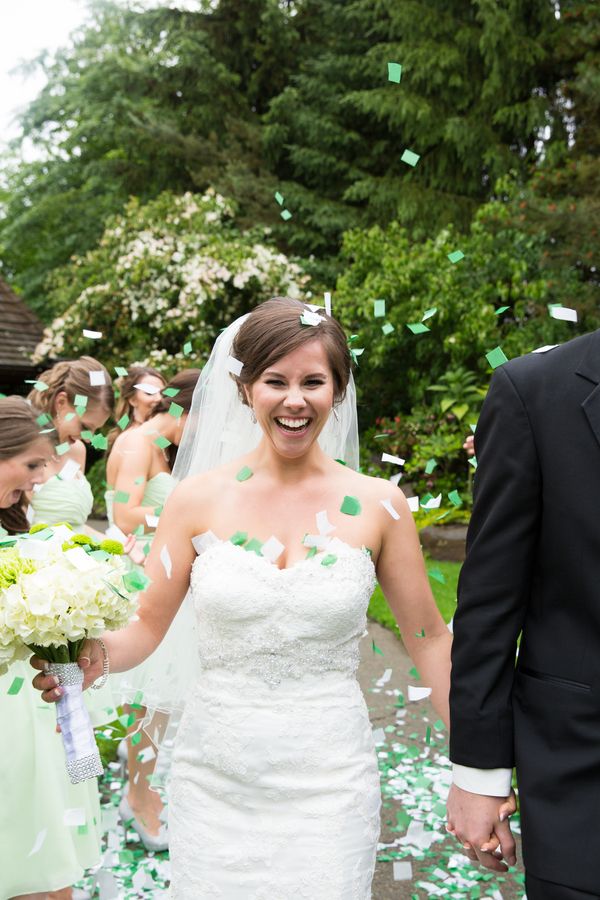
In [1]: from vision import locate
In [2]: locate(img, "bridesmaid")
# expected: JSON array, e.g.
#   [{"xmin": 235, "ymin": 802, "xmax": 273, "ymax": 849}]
[
  {"xmin": 0, "ymin": 397, "xmax": 98, "ymax": 900},
  {"xmin": 106, "ymin": 365, "xmax": 165, "ymax": 456},
  {"xmin": 105, "ymin": 369, "xmax": 200, "ymax": 850}
]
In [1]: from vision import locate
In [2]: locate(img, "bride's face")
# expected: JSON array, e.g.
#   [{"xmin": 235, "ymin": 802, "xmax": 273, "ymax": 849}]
[{"xmin": 246, "ymin": 339, "xmax": 334, "ymax": 458}]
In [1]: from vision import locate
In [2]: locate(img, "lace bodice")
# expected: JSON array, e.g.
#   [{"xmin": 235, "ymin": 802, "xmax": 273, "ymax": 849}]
[{"xmin": 190, "ymin": 537, "xmax": 376, "ymax": 686}]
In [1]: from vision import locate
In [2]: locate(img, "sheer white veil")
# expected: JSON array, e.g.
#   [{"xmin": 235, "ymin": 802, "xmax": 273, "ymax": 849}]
[{"xmin": 150, "ymin": 305, "xmax": 359, "ymax": 791}]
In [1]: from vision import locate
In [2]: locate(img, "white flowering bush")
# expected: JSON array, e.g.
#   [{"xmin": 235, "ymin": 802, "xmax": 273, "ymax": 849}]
[
  {"xmin": 0, "ymin": 528, "xmax": 138, "ymax": 672},
  {"xmin": 36, "ymin": 189, "xmax": 310, "ymax": 373}
]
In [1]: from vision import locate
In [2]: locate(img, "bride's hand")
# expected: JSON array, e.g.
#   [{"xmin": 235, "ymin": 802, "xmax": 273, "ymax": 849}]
[{"xmin": 30, "ymin": 638, "xmax": 104, "ymax": 702}]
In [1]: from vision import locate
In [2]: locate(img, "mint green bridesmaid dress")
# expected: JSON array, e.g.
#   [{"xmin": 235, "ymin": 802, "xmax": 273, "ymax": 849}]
[{"xmin": 0, "ymin": 473, "xmax": 105, "ymax": 895}]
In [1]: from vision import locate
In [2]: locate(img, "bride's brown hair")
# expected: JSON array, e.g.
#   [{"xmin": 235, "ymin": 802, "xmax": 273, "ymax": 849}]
[{"xmin": 231, "ymin": 297, "xmax": 351, "ymax": 405}]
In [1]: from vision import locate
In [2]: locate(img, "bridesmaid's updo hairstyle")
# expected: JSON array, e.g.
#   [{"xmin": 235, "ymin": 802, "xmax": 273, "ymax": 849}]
[
  {"xmin": 231, "ymin": 297, "xmax": 351, "ymax": 405},
  {"xmin": 0, "ymin": 396, "xmax": 52, "ymax": 534},
  {"xmin": 27, "ymin": 356, "xmax": 114, "ymax": 417},
  {"xmin": 152, "ymin": 368, "xmax": 201, "ymax": 470}
]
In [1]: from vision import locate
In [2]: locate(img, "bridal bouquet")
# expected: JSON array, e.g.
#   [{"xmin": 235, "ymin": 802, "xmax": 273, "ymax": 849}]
[{"xmin": 0, "ymin": 523, "xmax": 138, "ymax": 783}]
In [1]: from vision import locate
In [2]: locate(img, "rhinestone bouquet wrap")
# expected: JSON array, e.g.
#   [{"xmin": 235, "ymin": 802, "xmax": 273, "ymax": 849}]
[{"xmin": 0, "ymin": 524, "xmax": 139, "ymax": 783}]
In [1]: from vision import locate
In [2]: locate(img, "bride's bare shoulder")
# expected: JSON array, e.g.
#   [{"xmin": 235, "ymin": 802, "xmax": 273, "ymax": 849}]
[{"xmin": 169, "ymin": 459, "xmax": 249, "ymax": 502}]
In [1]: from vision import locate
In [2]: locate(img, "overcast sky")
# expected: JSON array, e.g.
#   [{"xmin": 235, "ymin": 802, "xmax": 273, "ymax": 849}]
[{"xmin": 0, "ymin": 0, "xmax": 199, "ymax": 153}]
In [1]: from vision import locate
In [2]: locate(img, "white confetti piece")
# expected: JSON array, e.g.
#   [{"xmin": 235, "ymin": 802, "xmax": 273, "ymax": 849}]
[
  {"xmin": 549, "ymin": 305, "xmax": 577, "ymax": 322},
  {"xmin": 421, "ymin": 493, "xmax": 442, "ymax": 510},
  {"xmin": 28, "ymin": 828, "xmax": 47, "ymax": 856},
  {"xmin": 104, "ymin": 524, "xmax": 128, "ymax": 544},
  {"xmin": 532, "ymin": 344, "xmax": 560, "ymax": 353},
  {"xmin": 300, "ymin": 310, "xmax": 324, "ymax": 326},
  {"xmin": 316, "ymin": 510, "xmax": 336, "ymax": 535},
  {"xmin": 376, "ymin": 668, "xmax": 393, "ymax": 687},
  {"xmin": 389, "ymin": 472, "xmax": 402, "ymax": 486},
  {"xmin": 160, "ymin": 544, "xmax": 172, "ymax": 579},
  {"xmin": 63, "ymin": 807, "xmax": 87, "ymax": 827},
  {"xmin": 393, "ymin": 860, "xmax": 413, "ymax": 880},
  {"xmin": 381, "ymin": 452, "xmax": 405, "ymax": 466},
  {"xmin": 226, "ymin": 355, "xmax": 244, "ymax": 377},
  {"xmin": 192, "ymin": 530, "xmax": 219, "ymax": 554},
  {"xmin": 136, "ymin": 745, "xmax": 156, "ymax": 764},
  {"xmin": 82, "ymin": 329, "xmax": 102, "ymax": 339},
  {"xmin": 26, "ymin": 504, "xmax": 34, "ymax": 523},
  {"xmin": 133, "ymin": 382, "xmax": 161, "ymax": 395},
  {"xmin": 97, "ymin": 869, "xmax": 120, "ymax": 900},
  {"xmin": 324, "ymin": 291, "xmax": 332, "ymax": 316},
  {"xmin": 64, "ymin": 546, "xmax": 98, "ymax": 572},
  {"xmin": 18, "ymin": 539, "xmax": 51, "ymax": 560},
  {"xmin": 408, "ymin": 684, "xmax": 432, "ymax": 701},
  {"xmin": 58, "ymin": 458, "xmax": 81, "ymax": 481},
  {"xmin": 406, "ymin": 496, "xmax": 419, "ymax": 513},
  {"xmin": 89, "ymin": 370, "xmax": 106, "ymax": 386},
  {"xmin": 372, "ymin": 727, "xmax": 386, "ymax": 744},
  {"xmin": 303, "ymin": 533, "xmax": 330, "ymax": 549},
  {"xmin": 145, "ymin": 514, "xmax": 159, "ymax": 528},
  {"xmin": 380, "ymin": 498, "xmax": 400, "ymax": 520},
  {"xmin": 261, "ymin": 535, "xmax": 285, "ymax": 563}
]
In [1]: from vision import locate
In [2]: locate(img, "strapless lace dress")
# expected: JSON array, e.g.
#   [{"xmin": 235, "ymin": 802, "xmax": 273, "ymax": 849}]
[{"xmin": 169, "ymin": 538, "xmax": 381, "ymax": 898}]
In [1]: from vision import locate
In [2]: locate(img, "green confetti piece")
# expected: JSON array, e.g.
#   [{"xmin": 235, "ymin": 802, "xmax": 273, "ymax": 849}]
[
  {"xmin": 448, "ymin": 489, "xmax": 462, "ymax": 507},
  {"xmin": 280, "ymin": 209, "xmax": 292, "ymax": 221},
  {"xmin": 401, "ymin": 148, "xmax": 420, "ymax": 167},
  {"xmin": 305, "ymin": 545, "xmax": 318, "ymax": 559},
  {"xmin": 468, "ymin": 456, "xmax": 478, "ymax": 469},
  {"xmin": 134, "ymin": 477, "xmax": 144, "ymax": 485},
  {"xmin": 64, "ymin": 412, "xmax": 76, "ymax": 422},
  {"xmin": 75, "ymin": 406, "xmax": 87, "ymax": 418},
  {"xmin": 424, "ymin": 458, "xmax": 437, "ymax": 475},
  {"xmin": 55, "ymin": 442, "xmax": 70, "ymax": 456},
  {"xmin": 131, "ymin": 690, "xmax": 144, "ymax": 709},
  {"xmin": 408, "ymin": 665, "xmax": 420, "ymax": 680},
  {"xmin": 88, "ymin": 549, "xmax": 110, "ymax": 562},
  {"xmin": 168, "ymin": 402, "xmax": 184, "ymax": 419},
  {"xmin": 122, "ymin": 570, "xmax": 150, "ymax": 592},
  {"xmin": 117, "ymin": 414, "xmax": 130, "ymax": 430},
  {"xmin": 229, "ymin": 531, "xmax": 248, "ymax": 546},
  {"xmin": 350, "ymin": 347, "xmax": 365, "ymax": 365},
  {"xmin": 244, "ymin": 537, "xmax": 263, "ymax": 555},
  {"xmin": 495, "ymin": 305, "xmax": 510, "ymax": 315},
  {"xmin": 90, "ymin": 433, "xmax": 108, "ymax": 450},
  {"xmin": 74, "ymin": 394, "xmax": 88, "ymax": 408},
  {"xmin": 387, "ymin": 61, "xmax": 402, "ymax": 83},
  {"xmin": 428, "ymin": 566, "xmax": 446, "ymax": 584},
  {"xmin": 154, "ymin": 505, "xmax": 163, "ymax": 515},
  {"xmin": 321, "ymin": 553, "xmax": 337, "ymax": 566},
  {"xmin": 183, "ymin": 341, "xmax": 193, "ymax": 356},
  {"xmin": 7, "ymin": 676, "xmax": 24, "ymax": 695},
  {"xmin": 114, "ymin": 490, "xmax": 130, "ymax": 504},
  {"xmin": 447, "ymin": 249, "xmax": 465, "ymax": 263},
  {"xmin": 421, "ymin": 306, "xmax": 437, "ymax": 321},
  {"xmin": 434, "ymin": 719, "xmax": 445, "ymax": 731},
  {"xmin": 143, "ymin": 541, "xmax": 151, "ymax": 556},
  {"xmin": 425, "ymin": 726, "xmax": 431, "ymax": 744},
  {"xmin": 131, "ymin": 731, "xmax": 142, "ymax": 746},
  {"xmin": 154, "ymin": 435, "xmax": 171, "ymax": 450},
  {"xmin": 340, "ymin": 495, "xmax": 362, "ymax": 516},
  {"xmin": 36, "ymin": 413, "xmax": 51, "ymax": 426},
  {"xmin": 236, "ymin": 465, "xmax": 253, "ymax": 482},
  {"xmin": 406, "ymin": 322, "xmax": 430, "ymax": 334},
  {"xmin": 32, "ymin": 380, "xmax": 48, "ymax": 392},
  {"xmin": 415, "ymin": 628, "xmax": 425, "ymax": 638},
  {"xmin": 372, "ymin": 640, "xmax": 383, "ymax": 655},
  {"xmin": 373, "ymin": 299, "xmax": 386, "ymax": 317},
  {"xmin": 274, "ymin": 191, "xmax": 284, "ymax": 205},
  {"xmin": 485, "ymin": 346, "xmax": 508, "ymax": 369},
  {"xmin": 133, "ymin": 523, "xmax": 145, "ymax": 535},
  {"xmin": 119, "ymin": 712, "xmax": 136, "ymax": 729},
  {"xmin": 162, "ymin": 387, "xmax": 180, "ymax": 398},
  {"xmin": 80, "ymin": 429, "xmax": 93, "ymax": 441},
  {"xmin": 381, "ymin": 322, "xmax": 395, "ymax": 336},
  {"xmin": 114, "ymin": 366, "xmax": 128, "ymax": 377}
]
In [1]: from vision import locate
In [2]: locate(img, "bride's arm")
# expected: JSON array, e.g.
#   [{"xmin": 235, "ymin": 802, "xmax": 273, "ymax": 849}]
[
  {"xmin": 31, "ymin": 482, "xmax": 198, "ymax": 698},
  {"xmin": 375, "ymin": 485, "xmax": 452, "ymax": 729}
]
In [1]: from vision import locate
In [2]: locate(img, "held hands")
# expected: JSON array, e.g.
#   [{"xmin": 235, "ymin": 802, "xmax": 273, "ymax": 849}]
[
  {"xmin": 446, "ymin": 784, "xmax": 517, "ymax": 872},
  {"xmin": 30, "ymin": 638, "xmax": 105, "ymax": 703},
  {"xmin": 123, "ymin": 533, "xmax": 146, "ymax": 566}
]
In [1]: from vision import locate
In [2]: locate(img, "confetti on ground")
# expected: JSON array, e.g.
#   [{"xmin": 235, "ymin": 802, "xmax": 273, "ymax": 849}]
[
  {"xmin": 407, "ymin": 684, "xmax": 432, "ymax": 701},
  {"xmin": 401, "ymin": 149, "xmax": 420, "ymax": 167},
  {"xmin": 406, "ymin": 322, "xmax": 430, "ymax": 334},
  {"xmin": 486, "ymin": 346, "xmax": 509, "ymax": 369},
  {"xmin": 388, "ymin": 62, "xmax": 402, "ymax": 83},
  {"xmin": 447, "ymin": 250, "xmax": 464, "ymax": 263},
  {"xmin": 236, "ymin": 465, "xmax": 253, "ymax": 482},
  {"xmin": 340, "ymin": 495, "xmax": 362, "ymax": 516}
]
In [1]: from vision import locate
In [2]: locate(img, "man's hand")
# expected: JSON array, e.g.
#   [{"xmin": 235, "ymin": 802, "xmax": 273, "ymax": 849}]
[{"xmin": 447, "ymin": 783, "xmax": 517, "ymax": 872}]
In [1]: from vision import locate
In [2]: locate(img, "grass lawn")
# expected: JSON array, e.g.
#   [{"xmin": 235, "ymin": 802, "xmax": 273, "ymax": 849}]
[{"xmin": 367, "ymin": 558, "xmax": 461, "ymax": 636}]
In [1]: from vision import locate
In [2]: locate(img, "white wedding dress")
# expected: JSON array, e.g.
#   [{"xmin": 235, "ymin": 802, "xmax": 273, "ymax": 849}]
[{"xmin": 168, "ymin": 537, "xmax": 381, "ymax": 898}]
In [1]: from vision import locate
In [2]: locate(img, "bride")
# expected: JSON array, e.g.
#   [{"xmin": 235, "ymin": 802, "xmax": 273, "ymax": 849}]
[{"xmin": 33, "ymin": 297, "xmax": 454, "ymax": 898}]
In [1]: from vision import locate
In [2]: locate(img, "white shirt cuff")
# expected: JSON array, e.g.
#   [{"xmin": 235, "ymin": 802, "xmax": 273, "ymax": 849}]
[{"xmin": 452, "ymin": 764, "xmax": 512, "ymax": 797}]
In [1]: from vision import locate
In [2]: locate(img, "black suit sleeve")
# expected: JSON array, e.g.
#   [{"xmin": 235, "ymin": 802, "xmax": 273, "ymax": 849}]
[{"xmin": 450, "ymin": 364, "xmax": 542, "ymax": 769}]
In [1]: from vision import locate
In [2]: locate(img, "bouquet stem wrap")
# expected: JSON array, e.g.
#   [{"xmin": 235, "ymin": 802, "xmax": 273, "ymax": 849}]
[{"xmin": 48, "ymin": 661, "xmax": 103, "ymax": 784}]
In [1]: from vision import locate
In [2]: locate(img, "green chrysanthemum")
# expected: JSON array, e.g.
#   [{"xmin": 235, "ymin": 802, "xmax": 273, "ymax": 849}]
[
  {"xmin": 99, "ymin": 539, "xmax": 124, "ymax": 556},
  {"xmin": 0, "ymin": 548, "xmax": 37, "ymax": 590}
]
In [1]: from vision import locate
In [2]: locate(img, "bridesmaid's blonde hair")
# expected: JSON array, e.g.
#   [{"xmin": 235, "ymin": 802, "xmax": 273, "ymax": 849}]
[{"xmin": 27, "ymin": 356, "xmax": 114, "ymax": 416}]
